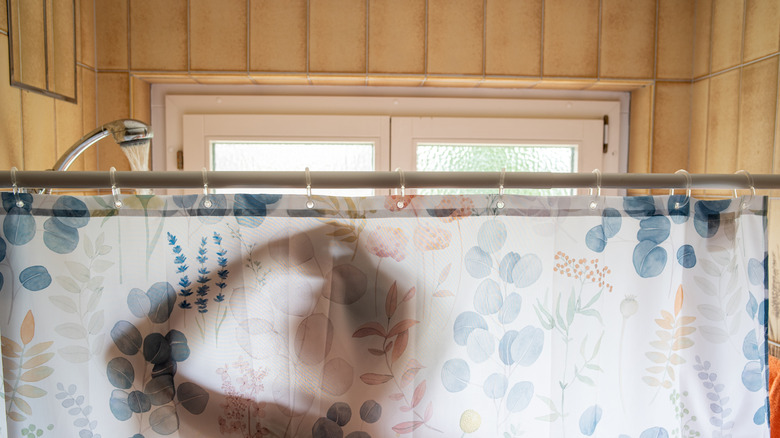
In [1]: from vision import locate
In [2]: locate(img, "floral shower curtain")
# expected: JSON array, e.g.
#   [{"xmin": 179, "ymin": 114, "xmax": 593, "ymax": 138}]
[{"xmin": 0, "ymin": 191, "xmax": 769, "ymax": 437}]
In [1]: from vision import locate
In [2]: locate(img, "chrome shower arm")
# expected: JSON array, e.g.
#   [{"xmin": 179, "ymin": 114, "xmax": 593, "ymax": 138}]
[{"xmin": 52, "ymin": 119, "xmax": 153, "ymax": 172}]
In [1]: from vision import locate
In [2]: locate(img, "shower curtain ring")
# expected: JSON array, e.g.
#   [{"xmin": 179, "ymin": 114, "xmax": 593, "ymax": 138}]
[
  {"xmin": 202, "ymin": 168, "xmax": 213, "ymax": 208},
  {"xmin": 305, "ymin": 167, "xmax": 314, "ymax": 209},
  {"xmin": 10, "ymin": 167, "xmax": 24, "ymax": 208},
  {"xmin": 395, "ymin": 168, "xmax": 406, "ymax": 208},
  {"xmin": 589, "ymin": 169, "xmax": 601, "ymax": 210},
  {"xmin": 109, "ymin": 167, "xmax": 122, "ymax": 209},
  {"xmin": 671, "ymin": 169, "xmax": 691, "ymax": 209},
  {"xmin": 497, "ymin": 168, "xmax": 506, "ymax": 209},
  {"xmin": 735, "ymin": 169, "xmax": 755, "ymax": 210}
]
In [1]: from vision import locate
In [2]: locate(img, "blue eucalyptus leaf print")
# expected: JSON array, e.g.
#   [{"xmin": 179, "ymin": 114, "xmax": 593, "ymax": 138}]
[
  {"xmin": 149, "ymin": 405, "xmax": 179, "ymax": 434},
  {"xmin": 754, "ymin": 402, "xmax": 768, "ymax": 425},
  {"xmin": 477, "ymin": 220, "xmax": 507, "ymax": 253},
  {"xmin": 483, "ymin": 373, "xmax": 508, "ymax": 399},
  {"xmin": 748, "ymin": 257, "xmax": 765, "ymax": 286},
  {"xmin": 668, "ymin": 195, "xmax": 690, "ymax": 224},
  {"xmin": 43, "ymin": 217, "xmax": 79, "ymax": 254},
  {"xmin": 109, "ymin": 389, "xmax": 132, "ymax": 421},
  {"xmin": 144, "ymin": 375, "xmax": 175, "ymax": 405},
  {"xmin": 505, "ymin": 381, "xmax": 533, "ymax": 412},
  {"xmin": 579, "ymin": 405, "xmax": 602, "ymax": 436},
  {"xmin": 172, "ymin": 194, "xmax": 198, "ymax": 210},
  {"xmin": 441, "ymin": 358, "xmax": 470, "ymax": 392},
  {"xmin": 623, "ymin": 196, "xmax": 656, "ymax": 218},
  {"xmin": 747, "ymin": 293, "xmax": 758, "ymax": 319},
  {"xmin": 743, "ymin": 329, "xmax": 759, "ymax": 361},
  {"xmin": 693, "ymin": 199, "xmax": 730, "ymax": 238},
  {"xmin": 637, "ymin": 215, "xmax": 671, "ymax": 244},
  {"xmin": 676, "ymin": 244, "xmax": 696, "ymax": 268},
  {"xmin": 474, "ymin": 279, "xmax": 502, "ymax": 315},
  {"xmin": 127, "ymin": 288, "xmax": 152, "ymax": 318},
  {"xmin": 52, "ymin": 196, "xmax": 90, "ymax": 228},
  {"xmin": 166, "ymin": 330, "xmax": 190, "ymax": 362},
  {"xmin": 146, "ymin": 282, "xmax": 177, "ymax": 324},
  {"xmin": 4, "ymin": 208, "xmax": 36, "ymax": 245},
  {"xmin": 759, "ymin": 298, "xmax": 768, "ymax": 324},
  {"xmin": 498, "ymin": 330, "xmax": 520, "ymax": 366},
  {"xmin": 498, "ymin": 252, "xmax": 521, "ymax": 283},
  {"xmin": 176, "ymin": 382, "xmax": 209, "ymax": 415},
  {"xmin": 639, "ymin": 427, "xmax": 669, "ymax": 438},
  {"xmin": 0, "ymin": 271, "xmax": 4, "ymax": 292},
  {"xmin": 19, "ymin": 265, "xmax": 51, "ymax": 291},
  {"xmin": 453, "ymin": 311, "xmax": 488, "ymax": 346},
  {"xmin": 110, "ymin": 320, "xmax": 143, "ymax": 355},
  {"xmin": 585, "ymin": 225, "xmax": 606, "ymax": 253},
  {"xmin": 0, "ymin": 236, "xmax": 6, "ymax": 262},
  {"xmin": 466, "ymin": 329, "xmax": 494, "ymax": 363},
  {"xmin": 602, "ymin": 208, "xmax": 621, "ymax": 237},
  {"xmin": 128, "ymin": 390, "xmax": 152, "ymax": 413},
  {"xmin": 143, "ymin": 333, "xmax": 172, "ymax": 365},
  {"xmin": 233, "ymin": 194, "xmax": 282, "ymax": 228},
  {"xmin": 510, "ymin": 326, "xmax": 544, "ymax": 366},
  {"xmin": 498, "ymin": 293, "xmax": 522, "ymax": 324},
  {"xmin": 1, "ymin": 192, "xmax": 33, "ymax": 212},
  {"xmin": 106, "ymin": 357, "xmax": 135, "ymax": 389},
  {"xmin": 742, "ymin": 361, "xmax": 764, "ymax": 392},
  {"xmin": 512, "ymin": 254, "xmax": 542, "ymax": 288},
  {"xmin": 196, "ymin": 194, "xmax": 227, "ymax": 224},
  {"xmin": 464, "ymin": 246, "xmax": 492, "ymax": 278},
  {"xmin": 633, "ymin": 240, "xmax": 667, "ymax": 278}
]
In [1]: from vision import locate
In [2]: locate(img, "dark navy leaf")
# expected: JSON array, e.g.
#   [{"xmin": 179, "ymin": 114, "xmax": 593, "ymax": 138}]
[
  {"xmin": 694, "ymin": 201, "xmax": 730, "ymax": 238},
  {"xmin": 585, "ymin": 226, "xmax": 606, "ymax": 253},
  {"xmin": 506, "ymin": 381, "xmax": 534, "ymax": 412},
  {"xmin": 106, "ymin": 357, "xmax": 135, "ymax": 389},
  {"xmin": 483, "ymin": 373, "xmax": 508, "ymax": 399},
  {"xmin": 759, "ymin": 299, "xmax": 768, "ymax": 324},
  {"xmin": 498, "ymin": 252, "xmax": 521, "ymax": 283},
  {"xmin": 699, "ymin": 199, "xmax": 731, "ymax": 212},
  {"xmin": 0, "ymin": 237, "xmax": 6, "ymax": 262},
  {"xmin": 326, "ymin": 402, "xmax": 352, "ymax": 426},
  {"xmin": 143, "ymin": 333, "xmax": 172, "ymax": 365},
  {"xmin": 151, "ymin": 360, "xmax": 177, "ymax": 379},
  {"xmin": 511, "ymin": 326, "xmax": 544, "ymax": 366},
  {"xmin": 43, "ymin": 217, "xmax": 79, "ymax": 254},
  {"xmin": 359, "ymin": 400, "xmax": 382, "ymax": 423},
  {"xmin": 474, "ymin": 279, "xmax": 502, "ymax": 315},
  {"xmin": 234, "ymin": 194, "xmax": 269, "ymax": 228},
  {"xmin": 0, "ymin": 272, "xmax": 4, "ymax": 293},
  {"xmin": 464, "ymin": 246, "xmax": 492, "ymax": 279},
  {"xmin": 498, "ymin": 293, "xmax": 522, "ymax": 324},
  {"xmin": 127, "ymin": 390, "xmax": 151, "ymax": 413},
  {"xmin": 499, "ymin": 330, "xmax": 519, "ymax": 365},
  {"xmin": 111, "ymin": 320, "xmax": 143, "ymax": 355},
  {"xmin": 149, "ymin": 406, "xmax": 179, "ymax": 435},
  {"xmin": 453, "ymin": 312, "xmax": 488, "ymax": 346},
  {"xmin": 4, "ymin": 210, "xmax": 36, "ymax": 245},
  {"xmin": 2, "ymin": 192, "xmax": 33, "ymax": 212},
  {"xmin": 177, "ymin": 382, "xmax": 209, "ymax": 415},
  {"xmin": 640, "ymin": 427, "xmax": 669, "ymax": 438},
  {"xmin": 602, "ymin": 208, "xmax": 622, "ymax": 238},
  {"xmin": 623, "ymin": 196, "xmax": 656, "ymax": 218},
  {"xmin": 146, "ymin": 282, "xmax": 177, "ymax": 324},
  {"xmin": 743, "ymin": 330, "xmax": 759, "ymax": 361},
  {"xmin": 742, "ymin": 361, "xmax": 764, "ymax": 392},
  {"xmin": 52, "ymin": 196, "xmax": 90, "ymax": 228},
  {"xmin": 441, "ymin": 358, "xmax": 470, "ymax": 392},
  {"xmin": 19, "ymin": 265, "xmax": 52, "ymax": 291},
  {"xmin": 109, "ymin": 389, "xmax": 132, "ymax": 421},
  {"xmin": 579, "ymin": 405, "xmax": 602, "ymax": 436},
  {"xmin": 637, "ymin": 215, "xmax": 671, "ymax": 244},
  {"xmin": 127, "ymin": 288, "xmax": 151, "ymax": 319},
  {"xmin": 166, "ymin": 330, "xmax": 190, "ymax": 362},
  {"xmin": 676, "ymin": 245, "xmax": 696, "ymax": 268},
  {"xmin": 312, "ymin": 418, "xmax": 342, "ymax": 438},
  {"xmin": 668, "ymin": 195, "xmax": 690, "ymax": 224},
  {"xmin": 748, "ymin": 258, "xmax": 765, "ymax": 286},
  {"xmin": 633, "ymin": 240, "xmax": 667, "ymax": 278},
  {"xmin": 512, "ymin": 254, "xmax": 542, "ymax": 288},
  {"xmin": 144, "ymin": 375, "xmax": 175, "ymax": 405}
]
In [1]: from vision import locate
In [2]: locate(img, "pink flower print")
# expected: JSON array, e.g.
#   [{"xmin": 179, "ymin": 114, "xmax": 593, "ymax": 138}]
[
  {"xmin": 367, "ymin": 226, "xmax": 408, "ymax": 261},
  {"xmin": 385, "ymin": 195, "xmax": 417, "ymax": 211},
  {"xmin": 414, "ymin": 223, "xmax": 452, "ymax": 251},
  {"xmin": 434, "ymin": 196, "xmax": 474, "ymax": 222}
]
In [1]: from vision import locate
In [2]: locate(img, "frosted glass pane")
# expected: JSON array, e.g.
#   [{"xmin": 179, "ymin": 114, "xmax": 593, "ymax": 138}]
[
  {"xmin": 416, "ymin": 143, "xmax": 577, "ymax": 195},
  {"xmin": 211, "ymin": 142, "xmax": 374, "ymax": 196}
]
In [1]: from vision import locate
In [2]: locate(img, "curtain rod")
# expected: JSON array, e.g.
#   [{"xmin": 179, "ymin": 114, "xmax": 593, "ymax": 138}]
[{"xmin": 1, "ymin": 170, "xmax": 778, "ymax": 190}]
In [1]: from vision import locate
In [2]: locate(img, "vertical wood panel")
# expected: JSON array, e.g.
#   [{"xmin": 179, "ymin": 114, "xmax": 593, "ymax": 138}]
[
  {"xmin": 0, "ymin": 34, "xmax": 23, "ymax": 170},
  {"xmin": 693, "ymin": 0, "xmax": 712, "ymax": 78},
  {"xmin": 130, "ymin": 0, "xmax": 187, "ymax": 71},
  {"xmin": 652, "ymin": 82, "xmax": 691, "ymax": 173},
  {"xmin": 600, "ymin": 0, "xmax": 656, "ymax": 79},
  {"xmin": 249, "ymin": 0, "xmax": 307, "ymax": 72},
  {"xmin": 485, "ymin": 0, "xmax": 542, "ymax": 76},
  {"xmin": 428, "ymin": 0, "xmax": 483, "ymax": 75},
  {"xmin": 706, "ymin": 69, "xmax": 740, "ymax": 173},
  {"xmin": 738, "ymin": 57, "xmax": 778, "ymax": 172},
  {"xmin": 190, "ymin": 0, "xmax": 246, "ymax": 71},
  {"xmin": 95, "ymin": 0, "xmax": 127, "ymax": 70},
  {"xmin": 711, "ymin": 0, "xmax": 744, "ymax": 73},
  {"xmin": 22, "ymin": 91, "xmax": 55, "ymax": 170},
  {"xmin": 629, "ymin": 85, "xmax": 654, "ymax": 192},
  {"xmin": 689, "ymin": 79, "xmax": 709, "ymax": 174},
  {"xmin": 97, "ymin": 72, "xmax": 130, "ymax": 170},
  {"xmin": 309, "ymin": 0, "xmax": 366, "ymax": 73},
  {"xmin": 543, "ymin": 0, "xmax": 599, "ymax": 78},
  {"xmin": 743, "ymin": 0, "xmax": 780, "ymax": 62},
  {"xmin": 369, "ymin": 0, "xmax": 425, "ymax": 74},
  {"xmin": 657, "ymin": 0, "xmax": 695, "ymax": 79}
]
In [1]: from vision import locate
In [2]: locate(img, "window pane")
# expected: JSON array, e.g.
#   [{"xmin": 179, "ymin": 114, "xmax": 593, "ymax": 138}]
[
  {"xmin": 416, "ymin": 143, "xmax": 577, "ymax": 195},
  {"xmin": 211, "ymin": 141, "xmax": 374, "ymax": 196}
]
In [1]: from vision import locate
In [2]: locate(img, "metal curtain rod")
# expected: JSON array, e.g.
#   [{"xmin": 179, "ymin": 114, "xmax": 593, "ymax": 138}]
[{"xmin": 1, "ymin": 170, "xmax": 779, "ymax": 191}]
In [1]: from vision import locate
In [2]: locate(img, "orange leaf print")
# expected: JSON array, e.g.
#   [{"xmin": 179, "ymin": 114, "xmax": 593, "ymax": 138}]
[
  {"xmin": 20, "ymin": 310, "xmax": 34, "ymax": 345},
  {"xmin": 674, "ymin": 285, "xmax": 684, "ymax": 317}
]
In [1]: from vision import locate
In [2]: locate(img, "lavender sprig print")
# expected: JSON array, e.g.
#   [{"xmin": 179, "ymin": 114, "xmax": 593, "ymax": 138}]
[
  {"xmin": 194, "ymin": 236, "xmax": 212, "ymax": 340},
  {"xmin": 167, "ymin": 233, "xmax": 193, "ymax": 311},
  {"xmin": 212, "ymin": 232, "xmax": 229, "ymax": 345},
  {"xmin": 694, "ymin": 356, "xmax": 733, "ymax": 437}
]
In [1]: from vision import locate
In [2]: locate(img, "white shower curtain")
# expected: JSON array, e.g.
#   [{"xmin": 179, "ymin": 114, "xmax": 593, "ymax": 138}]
[{"xmin": 0, "ymin": 192, "xmax": 769, "ymax": 437}]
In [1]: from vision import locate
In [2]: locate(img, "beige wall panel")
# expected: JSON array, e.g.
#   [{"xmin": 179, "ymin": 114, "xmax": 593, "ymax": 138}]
[
  {"xmin": 711, "ymin": 0, "xmax": 744, "ymax": 73},
  {"xmin": 706, "ymin": 69, "xmax": 740, "ymax": 173},
  {"xmin": 657, "ymin": 0, "xmax": 695, "ymax": 79},
  {"xmin": 744, "ymin": 0, "xmax": 780, "ymax": 62},
  {"xmin": 310, "ymin": 0, "xmax": 366, "ymax": 73},
  {"xmin": 191, "ymin": 0, "xmax": 246, "ymax": 71},
  {"xmin": 629, "ymin": 85, "xmax": 653, "ymax": 175},
  {"xmin": 690, "ymin": 79, "xmax": 709, "ymax": 174},
  {"xmin": 0, "ymin": 0, "xmax": 6, "ymax": 31},
  {"xmin": 600, "ymin": 0, "xmax": 656, "ymax": 79},
  {"xmin": 52, "ymin": 0, "xmax": 76, "ymax": 98},
  {"xmin": 21, "ymin": 91, "xmax": 55, "ymax": 170},
  {"xmin": 738, "ymin": 57, "xmax": 778, "ymax": 173},
  {"xmin": 12, "ymin": 0, "xmax": 47, "ymax": 89},
  {"xmin": 95, "ymin": 0, "xmax": 127, "ymax": 70},
  {"xmin": 249, "ymin": 0, "xmax": 307, "ymax": 72},
  {"xmin": 428, "ymin": 0, "xmax": 483, "ymax": 75},
  {"xmin": 652, "ymin": 82, "xmax": 691, "ymax": 173},
  {"xmin": 543, "ymin": 0, "xmax": 599, "ymax": 77},
  {"xmin": 130, "ymin": 0, "xmax": 187, "ymax": 71},
  {"xmin": 79, "ymin": 0, "xmax": 95, "ymax": 68},
  {"xmin": 131, "ymin": 76, "xmax": 151, "ymax": 124},
  {"xmin": 775, "ymin": 58, "xmax": 780, "ymax": 175},
  {"xmin": 0, "ymin": 34, "xmax": 23, "ymax": 170},
  {"xmin": 485, "ymin": 0, "xmax": 542, "ymax": 76},
  {"xmin": 693, "ymin": 0, "xmax": 712, "ymax": 78},
  {"xmin": 80, "ymin": 66, "xmax": 97, "ymax": 170},
  {"xmin": 97, "ymin": 72, "xmax": 130, "ymax": 171},
  {"xmin": 55, "ymin": 98, "xmax": 83, "ymax": 171},
  {"xmin": 368, "ymin": 0, "xmax": 425, "ymax": 74}
]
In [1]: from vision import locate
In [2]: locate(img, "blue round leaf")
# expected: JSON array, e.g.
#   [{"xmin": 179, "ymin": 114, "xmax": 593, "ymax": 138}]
[
  {"xmin": 453, "ymin": 312, "xmax": 488, "ymax": 346},
  {"xmin": 754, "ymin": 403, "xmax": 768, "ymax": 425},
  {"xmin": 579, "ymin": 405, "xmax": 602, "ymax": 436},
  {"xmin": 474, "ymin": 279, "xmax": 502, "ymax": 315},
  {"xmin": 143, "ymin": 333, "xmax": 172, "ymax": 365},
  {"xmin": 748, "ymin": 258, "xmax": 765, "ymax": 286},
  {"xmin": 512, "ymin": 254, "xmax": 542, "ymax": 288},
  {"xmin": 0, "ymin": 237, "xmax": 6, "ymax": 263},
  {"xmin": 499, "ymin": 252, "xmax": 521, "ymax": 283},
  {"xmin": 127, "ymin": 288, "xmax": 151, "ymax": 319},
  {"xmin": 2, "ymin": 192, "xmax": 33, "ymax": 212},
  {"xmin": 640, "ymin": 427, "xmax": 669, "ymax": 438},
  {"xmin": 441, "ymin": 358, "xmax": 470, "ymax": 392},
  {"xmin": 43, "ymin": 217, "xmax": 79, "ymax": 254},
  {"xmin": 128, "ymin": 390, "xmax": 151, "ymax": 413},
  {"xmin": 624, "ymin": 196, "xmax": 656, "ymax": 218},
  {"xmin": 699, "ymin": 199, "xmax": 731, "ymax": 212},
  {"xmin": 694, "ymin": 201, "xmax": 729, "ymax": 238},
  {"xmin": 743, "ymin": 329, "xmax": 759, "ymax": 361},
  {"xmin": 483, "ymin": 373, "xmax": 508, "ymax": 399},
  {"xmin": 676, "ymin": 245, "xmax": 696, "ymax": 268},
  {"xmin": 19, "ymin": 265, "xmax": 51, "ymax": 291},
  {"xmin": 52, "ymin": 196, "xmax": 90, "ymax": 228},
  {"xmin": 359, "ymin": 400, "xmax": 382, "ymax": 423},
  {"xmin": 637, "ymin": 215, "xmax": 671, "ymax": 244},
  {"xmin": 109, "ymin": 389, "xmax": 132, "ymax": 421},
  {"xmin": 149, "ymin": 405, "xmax": 179, "ymax": 434},
  {"xmin": 477, "ymin": 220, "xmax": 507, "ymax": 253},
  {"xmin": 742, "ymin": 361, "xmax": 764, "ymax": 392},
  {"xmin": 668, "ymin": 195, "xmax": 690, "ymax": 224},
  {"xmin": 633, "ymin": 240, "xmax": 667, "ymax": 278},
  {"xmin": 506, "ymin": 381, "xmax": 534, "ymax": 412},
  {"xmin": 602, "ymin": 208, "xmax": 622, "ymax": 238},
  {"xmin": 0, "ymin": 272, "xmax": 4, "ymax": 293},
  {"xmin": 466, "ymin": 329, "xmax": 494, "ymax": 363},
  {"xmin": 234, "ymin": 194, "xmax": 276, "ymax": 228},
  {"xmin": 111, "ymin": 320, "xmax": 143, "ymax": 356},
  {"xmin": 172, "ymin": 194, "xmax": 198, "ymax": 210},
  {"xmin": 106, "ymin": 357, "xmax": 135, "ymax": 389},
  {"xmin": 144, "ymin": 375, "xmax": 175, "ymax": 406},
  {"xmin": 4, "ymin": 210, "xmax": 36, "ymax": 245},
  {"xmin": 327, "ymin": 402, "xmax": 352, "ymax": 426},
  {"xmin": 166, "ymin": 329, "xmax": 191, "ymax": 362},
  {"xmin": 585, "ymin": 225, "xmax": 606, "ymax": 253},
  {"xmin": 511, "ymin": 326, "xmax": 544, "ymax": 367},
  {"xmin": 196, "ymin": 194, "xmax": 226, "ymax": 224},
  {"xmin": 498, "ymin": 293, "xmax": 522, "ymax": 324},
  {"xmin": 498, "ymin": 331, "xmax": 519, "ymax": 365},
  {"xmin": 759, "ymin": 298, "xmax": 768, "ymax": 324},
  {"xmin": 464, "ymin": 246, "xmax": 492, "ymax": 279},
  {"xmin": 146, "ymin": 282, "xmax": 177, "ymax": 324}
]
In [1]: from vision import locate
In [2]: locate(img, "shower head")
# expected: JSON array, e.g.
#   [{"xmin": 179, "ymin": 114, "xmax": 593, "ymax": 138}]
[{"xmin": 52, "ymin": 119, "xmax": 153, "ymax": 172}]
